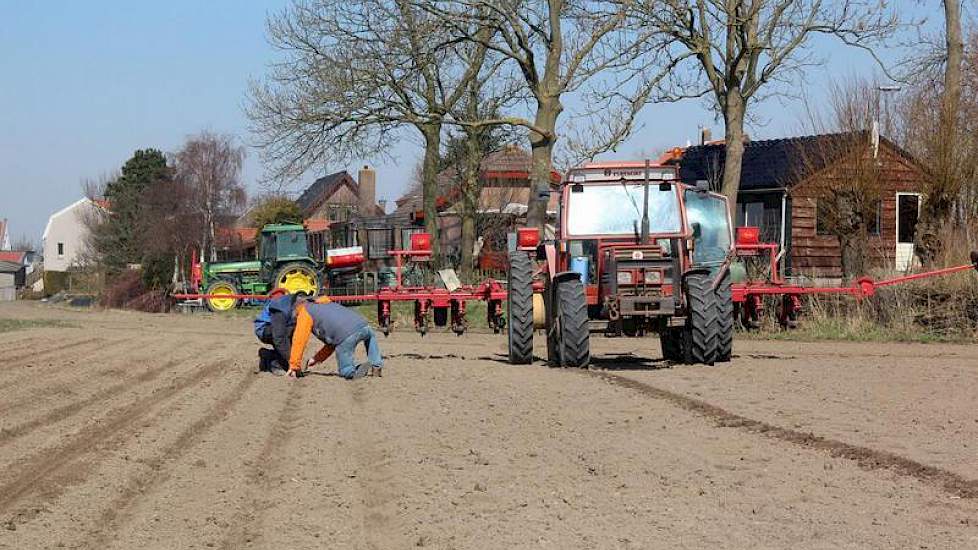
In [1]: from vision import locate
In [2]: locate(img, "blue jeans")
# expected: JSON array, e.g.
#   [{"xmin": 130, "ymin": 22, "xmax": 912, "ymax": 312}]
[{"xmin": 335, "ymin": 325, "xmax": 383, "ymax": 379}]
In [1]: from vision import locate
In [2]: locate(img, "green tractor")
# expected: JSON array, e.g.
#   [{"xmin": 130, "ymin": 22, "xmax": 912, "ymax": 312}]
[{"xmin": 199, "ymin": 223, "xmax": 361, "ymax": 312}]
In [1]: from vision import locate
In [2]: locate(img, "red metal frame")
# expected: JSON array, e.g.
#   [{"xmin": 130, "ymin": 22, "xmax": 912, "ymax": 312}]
[{"xmin": 730, "ymin": 227, "xmax": 978, "ymax": 328}]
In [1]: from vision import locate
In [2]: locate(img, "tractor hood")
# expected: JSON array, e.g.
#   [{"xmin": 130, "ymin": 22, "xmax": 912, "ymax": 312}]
[{"xmin": 207, "ymin": 260, "xmax": 261, "ymax": 274}]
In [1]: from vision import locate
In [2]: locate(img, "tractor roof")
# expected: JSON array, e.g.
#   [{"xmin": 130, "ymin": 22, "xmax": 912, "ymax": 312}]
[
  {"xmin": 261, "ymin": 223, "xmax": 305, "ymax": 233},
  {"xmin": 566, "ymin": 162, "xmax": 677, "ymax": 183}
]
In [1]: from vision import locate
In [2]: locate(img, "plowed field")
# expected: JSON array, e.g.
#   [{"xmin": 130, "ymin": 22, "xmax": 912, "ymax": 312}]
[{"xmin": 2, "ymin": 302, "xmax": 977, "ymax": 549}]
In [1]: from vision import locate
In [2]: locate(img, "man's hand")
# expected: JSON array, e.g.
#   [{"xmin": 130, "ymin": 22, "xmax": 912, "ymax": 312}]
[
  {"xmin": 286, "ymin": 369, "xmax": 301, "ymax": 379},
  {"xmin": 305, "ymin": 358, "xmax": 318, "ymax": 371}
]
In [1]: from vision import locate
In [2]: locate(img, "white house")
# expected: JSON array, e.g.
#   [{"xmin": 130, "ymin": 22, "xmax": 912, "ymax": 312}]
[{"xmin": 42, "ymin": 198, "xmax": 102, "ymax": 272}]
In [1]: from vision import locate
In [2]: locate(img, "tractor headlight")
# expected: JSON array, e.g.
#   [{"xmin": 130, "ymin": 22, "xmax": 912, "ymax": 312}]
[
  {"xmin": 644, "ymin": 270, "xmax": 662, "ymax": 284},
  {"xmin": 617, "ymin": 271, "xmax": 633, "ymax": 285}
]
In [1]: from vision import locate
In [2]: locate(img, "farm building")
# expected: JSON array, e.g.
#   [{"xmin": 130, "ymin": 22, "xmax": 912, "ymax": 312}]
[
  {"xmin": 389, "ymin": 146, "xmax": 561, "ymax": 270},
  {"xmin": 671, "ymin": 132, "xmax": 926, "ymax": 280}
]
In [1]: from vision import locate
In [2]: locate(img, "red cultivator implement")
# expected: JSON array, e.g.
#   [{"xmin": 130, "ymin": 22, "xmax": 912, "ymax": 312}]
[{"xmin": 731, "ymin": 226, "xmax": 978, "ymax": 329}]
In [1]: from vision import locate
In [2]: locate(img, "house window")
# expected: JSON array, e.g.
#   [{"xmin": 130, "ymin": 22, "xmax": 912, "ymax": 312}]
[
  {"xmin": 57, "ymin": 242, "xmax": 65, "ymax": 257},
  {"xmin": 366, "ymin": 228, "xmax": 394, "ymax": 259}
]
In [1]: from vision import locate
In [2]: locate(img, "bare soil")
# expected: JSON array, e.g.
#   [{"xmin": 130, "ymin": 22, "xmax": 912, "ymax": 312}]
[{"xmin": 2, "ymin": 301, "xmax": 978, "ymax": 549}]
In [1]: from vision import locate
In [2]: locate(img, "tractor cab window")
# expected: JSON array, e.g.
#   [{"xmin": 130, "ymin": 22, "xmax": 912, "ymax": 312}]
[
  {"xmin": 684, "ymin": 190, "xmax": 732, "ymax": 266},
  {"xmin": 260, "ymin": 233, "xmax": 276, "ymax": 262},
  {"xmin": 276, "ymin": 231, "xmax": 308, "ymax": 259},
  {"xmin": 565, "ymin": 184, "xmax": 682, "ymax": 236}
]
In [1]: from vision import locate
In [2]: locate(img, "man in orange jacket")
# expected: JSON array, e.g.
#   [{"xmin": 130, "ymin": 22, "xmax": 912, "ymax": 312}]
[{"xmin": 288, "ymin": 299, "xmax": 383, "ymax": 380}]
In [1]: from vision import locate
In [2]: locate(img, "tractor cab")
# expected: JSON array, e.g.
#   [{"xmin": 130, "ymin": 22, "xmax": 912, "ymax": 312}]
[
  {"xmin": 257, "ymin": 224, "xmax": 321, "ymax": 296},
  {"xmin": 557, "ymin": 163, "xmax": 732, "ymax": 328}
]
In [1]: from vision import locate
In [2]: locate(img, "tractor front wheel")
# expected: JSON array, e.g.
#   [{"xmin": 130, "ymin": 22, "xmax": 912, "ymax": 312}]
[
  {"xmin": 274, "ymin": 262, "xmax": 320, "ymax": 297},
  {"xmin": 682, "ymin": 273, "xmax": 719, "ymax": 365},
  {"xmin": 659, "ymin": 327, "xmax": 683, "ymax": 362},
  {"xmin": 205, "ymin": 279, "xmax": 240, "ymax": 312},
  {"xmin": 507, "ymin": 251, "xmax": 534, "ymax": 364},
  {"xmin": 547, "ymin": 277, "xmax": 590, "ymax": 368},
  {"xmin": 715, "ymin": 271, "xmax": 734, "ymax": 362}
]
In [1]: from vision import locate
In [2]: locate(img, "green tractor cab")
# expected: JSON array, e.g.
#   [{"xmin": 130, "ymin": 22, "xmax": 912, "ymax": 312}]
[{"xmin": 198, "ymin": 223, "xmax": 361, "ymax": 312}]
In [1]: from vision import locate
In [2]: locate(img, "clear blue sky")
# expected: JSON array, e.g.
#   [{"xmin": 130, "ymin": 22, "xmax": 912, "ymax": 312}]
[{"xmin": 0, "ymin": 1, "xmax": 923, "ymax": 246}]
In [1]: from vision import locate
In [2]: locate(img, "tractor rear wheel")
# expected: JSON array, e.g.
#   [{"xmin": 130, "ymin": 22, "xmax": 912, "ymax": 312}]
[
  {"xmin": 205, "ymin": 279, "xmax": 240, "ymax": 312},
  {"xmin": 715, "ymin": 271, "xmax": 734, "ymax": 362},
  {"xmin": 507, "ymin": 251, "xmax": 534, "ymax": 364},
  {"xmin": 274, "ymin": 262, "xmax": 319, "ymax": 297},
  {"xmin": 682, "ymin": 273, "xmax": 719, "ymax": 365},
  {"xmin": 548, "ymin": 277, "xmax": 590, "ymax": 368}
]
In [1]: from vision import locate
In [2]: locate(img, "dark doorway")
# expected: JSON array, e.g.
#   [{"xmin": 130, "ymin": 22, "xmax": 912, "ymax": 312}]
[{"xmin": 897, "ymin": 194, "xmax": 920, "ymax": 244}]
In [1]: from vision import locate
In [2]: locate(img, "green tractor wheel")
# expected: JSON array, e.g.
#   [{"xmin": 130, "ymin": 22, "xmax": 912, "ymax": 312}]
[
  {"xmin": 274, "ymin": 262, "xmax": 320, "ymax": 297},
  {"xmin": 205, "ymin": 279, "xmax": 241, "ymax": 312}
]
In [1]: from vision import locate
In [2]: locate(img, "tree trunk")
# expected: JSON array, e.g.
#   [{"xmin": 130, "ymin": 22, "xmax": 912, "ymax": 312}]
[
  {"xmin": 917, "ymin": 0, "xmax": 963, "ymax": 266},
  {"xmin": 420, "ymin": 124, "xmax": 442, "ymax": 263},
  {"xmin": 838, "ymin": 234, "xmax": 865, "ymax": 282},
  {"xmin": 720, "ymin": 89, "xmax": 747, "ymax": 208},
  {"xmin": 459, "ymin": 130, "xmax": 482, "ymax": 280},
  {"xmin": 527, "ymin": 98, "xmax": 561, "ymax": 229}
]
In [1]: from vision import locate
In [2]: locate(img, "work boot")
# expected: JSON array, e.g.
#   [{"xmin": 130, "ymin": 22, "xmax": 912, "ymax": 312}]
[
  {"xmin": 268, "ymin": 358, "xmax": 287, "ymax": 377},
  {"xmin": 350, "ymin": 363, "xmax": 370, "ymax": 380},
  {"xmin": 258, "ymin": 348, "xmax": 273, "ymax": 372}
]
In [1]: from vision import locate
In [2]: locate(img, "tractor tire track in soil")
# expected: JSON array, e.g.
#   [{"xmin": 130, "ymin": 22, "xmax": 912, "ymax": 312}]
[
  {"xmin": 0, "ymin": 354, "xmax": 193, "ymax": 446},
  {"xmin": 347, "ymin": 382, "xmax": 406, "ymax": 550},
  {"xmin": 0, "ymin": 358, "xmax": 227, "ymax": 514},
  {"xmin": 217, "ymin": 381, "xmax": 303, "ymax": 550},
  {"xmin": 81, "ymin": 369, "xmax": 259, "ymax": 548},
  {"xmin": 586, "ymin": 368, "xmax": 978, "ymax": 499},
  {"xmin": 0, "ymin": 337, "xmax": 179, "ymax": 417},
  {"xmin": 0, "ymin": 338, "xmax": 131, "ymax": 393}
]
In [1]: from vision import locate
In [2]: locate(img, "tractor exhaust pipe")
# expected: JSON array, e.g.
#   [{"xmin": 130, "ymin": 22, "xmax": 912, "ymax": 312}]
[{"xmin": 641, "ymin": 159, "xmax": 651, "ymax": 245}]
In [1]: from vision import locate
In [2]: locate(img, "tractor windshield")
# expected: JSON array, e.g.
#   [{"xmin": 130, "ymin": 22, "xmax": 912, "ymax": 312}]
[
  {"xmin": 684, "ymin": 190, "xmax": 732, "ymax": 266},
  {"xmin": 276, "ymin": 231, "xmax": 309, "ymax": 259},
  {"xmin": 565, "ymin": 184, "xmax": 682, "ymax": 236}
]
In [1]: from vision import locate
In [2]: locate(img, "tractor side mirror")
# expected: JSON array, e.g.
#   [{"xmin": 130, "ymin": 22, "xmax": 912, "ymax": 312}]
[{"xmin": 691, "ymin": 222, "xmax": 702, "ymax": 239}]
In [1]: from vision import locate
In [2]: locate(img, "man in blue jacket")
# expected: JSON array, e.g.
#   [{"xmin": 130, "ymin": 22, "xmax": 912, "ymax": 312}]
[{"xmin": 254, "ymin": 288, "xmax": 297, "ymax": 375}]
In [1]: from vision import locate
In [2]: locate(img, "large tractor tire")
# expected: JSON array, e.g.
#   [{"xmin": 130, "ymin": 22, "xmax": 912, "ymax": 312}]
[
  {"xmin": 682, "ymin": 272, "xmax": 719, "ymax": 365},
  {"xmin": 659, "ymin": 327, "xmax": 683, "ymax": 362},
  {"xmin": 274, "ymin": 262, "xmax": 320, "ymax": 297},
  {"xmin": 714, "ymin": 271, "xmax": 734, "ymax": 362},
  {"xmin": 547, "ymin": 277, "xmax": 590, "ymax": 368},
  {"xmin": 205, "ymin": 279, "xmax": 240, "ymax": 312},
  {"xmin": 507, "ymin": 251, "xmax": 534, "ymax": 364}
]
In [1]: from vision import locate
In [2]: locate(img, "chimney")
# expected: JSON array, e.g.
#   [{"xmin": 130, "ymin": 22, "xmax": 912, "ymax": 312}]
[
  {"xmin": 378, "ymin": 199, "xmax": 388, "ymax": 214},
  {"xmin": 357, "ymin": 165, "xmax": 377, "ymax": 216},
  {"xmin": 700, "ymin": 127, "xmax": 712, "ymax": 145}
]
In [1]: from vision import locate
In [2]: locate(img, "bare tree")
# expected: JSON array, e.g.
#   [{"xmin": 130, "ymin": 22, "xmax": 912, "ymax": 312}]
[
  {"xmin": 426, "ymin": 0, "xmax": 662, "ymax": 228},
  {"xmin": 800, "ymin": 78, "xmax": 884, "ymax": 279},
  {"xmin": 630, "ymin": 0, "xmax": 902, "ymax": 207},
  {"xmin": 173, "ymin": 132, "xmax": 247, "ymax": 261},
  {"xmin": 249, "ymin": 0, "xmax": 495, "ymax": 261}
]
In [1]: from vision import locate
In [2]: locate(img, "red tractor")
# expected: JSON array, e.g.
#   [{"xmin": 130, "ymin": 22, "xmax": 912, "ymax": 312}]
[{"xmin": 506, "ymin": 161, "xmax": 734, "ymax": 367}]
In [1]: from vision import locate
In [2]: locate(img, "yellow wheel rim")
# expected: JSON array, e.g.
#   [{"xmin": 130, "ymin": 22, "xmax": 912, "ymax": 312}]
[
  {"xmin": 208, "ymin": 284, "xmax": 237, "ymax": 311},
  {"xmin": 278, "ymin": 269, "xmax": 317, "ymax": 296}
]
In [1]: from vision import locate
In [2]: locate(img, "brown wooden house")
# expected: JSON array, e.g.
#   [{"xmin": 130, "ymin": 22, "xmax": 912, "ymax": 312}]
[{"xmin": 674, "ymin": 132, "xmax": 926, "ymax": 280}]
